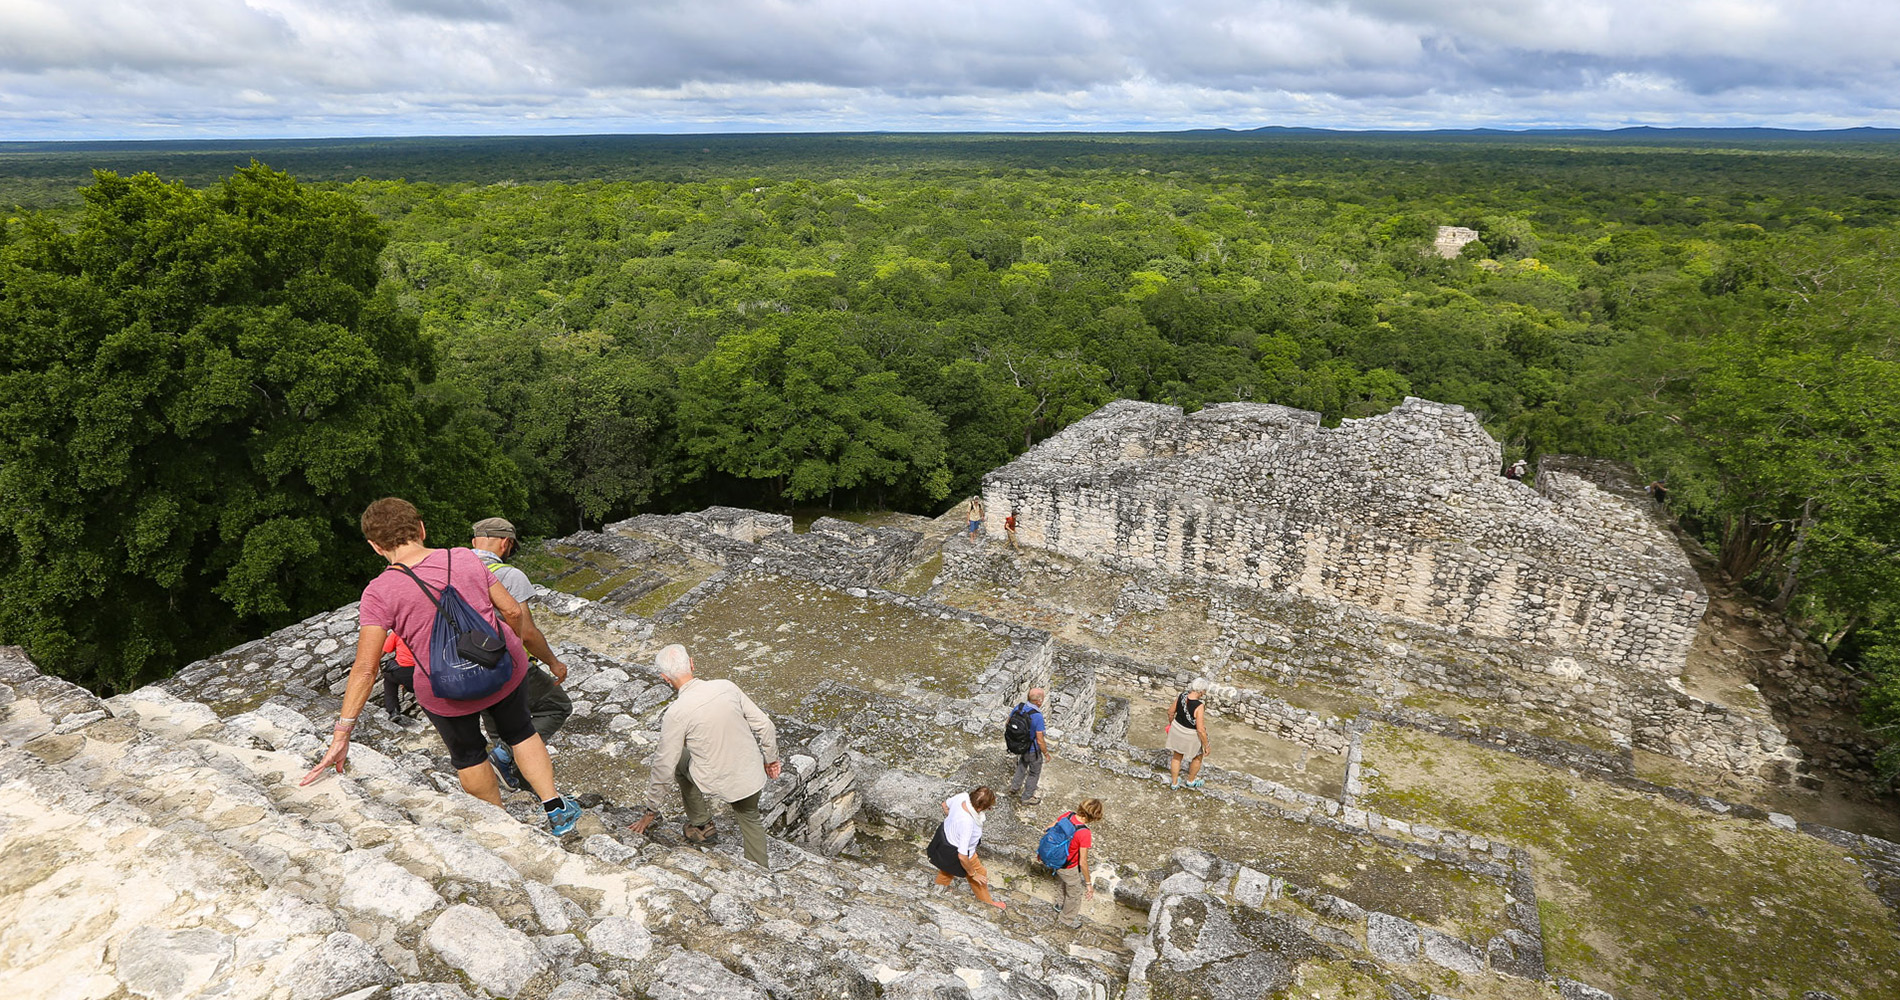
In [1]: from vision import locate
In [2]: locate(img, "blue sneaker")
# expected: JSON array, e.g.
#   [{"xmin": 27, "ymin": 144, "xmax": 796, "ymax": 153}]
[
  {"xmin": 489, "ymin": 744, "xmax": 524, "ymax": 791},
  {"xmin": 547, "ymin": 795, "xmax": 582, "ymax": 837}
]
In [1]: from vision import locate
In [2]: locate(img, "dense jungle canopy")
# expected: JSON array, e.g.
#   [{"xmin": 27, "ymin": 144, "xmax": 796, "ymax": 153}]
[{"xmin": 1, "ymin": 132, "xmax": 1897, "ymax": 772}]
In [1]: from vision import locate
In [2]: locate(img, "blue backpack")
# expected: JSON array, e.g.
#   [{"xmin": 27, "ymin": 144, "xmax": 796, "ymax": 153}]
[
  {"xmin": 389, "ymin": 549, "xmax": 514, "ymax": 701},
  {"xmin": 1037, "ymin": 813, "xmax": 1084, "ymax": 869}
]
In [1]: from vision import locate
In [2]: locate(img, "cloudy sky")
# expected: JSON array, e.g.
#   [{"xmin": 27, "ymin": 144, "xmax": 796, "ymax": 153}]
[{"xmin": 2, "ymin": 0, "xmax": 1896, "ymax": 138}]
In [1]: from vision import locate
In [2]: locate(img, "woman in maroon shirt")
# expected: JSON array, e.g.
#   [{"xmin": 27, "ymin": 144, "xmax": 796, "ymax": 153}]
[{"xmin": 301, "ymin": 498, "xmax": 583, "ymax": 835}]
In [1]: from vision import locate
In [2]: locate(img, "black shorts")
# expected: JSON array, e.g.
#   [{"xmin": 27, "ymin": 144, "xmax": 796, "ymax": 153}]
[{"xmin": 425, "ymin": 678, "xmax": 536, "ymax": 769}]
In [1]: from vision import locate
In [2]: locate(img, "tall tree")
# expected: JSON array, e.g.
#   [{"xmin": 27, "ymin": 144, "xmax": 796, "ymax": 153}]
[
  {"xmin": 0, "ymin": 164, "xmax": 515, "ymax": 691},
  {"xmin": 678, "ymin": 315, "xmax": 951, "ymax": 506}
]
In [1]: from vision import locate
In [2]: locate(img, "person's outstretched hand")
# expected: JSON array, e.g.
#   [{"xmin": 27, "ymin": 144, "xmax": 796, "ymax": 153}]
[
  {"xmin": 550, "ymin": 659, "xmax": 570, "ymax": 686},
  {"xmin": 630, "ymin": 809, "xmax": 659, "ymax": 835},
  {"xmin": 765, "ymin": 760, "xmax": 782, "ymax": 780},
  {"xmin": 300, "ymin": 737, "xmax": 350, "ymax": 786}
]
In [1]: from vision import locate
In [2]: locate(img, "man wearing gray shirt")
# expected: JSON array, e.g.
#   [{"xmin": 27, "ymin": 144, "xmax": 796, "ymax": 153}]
[
  {"xmin": 631, "ymin": 644, "xmax": 783, "ymax": 865},
  {"xmin": 471, "ymin": 517, "xmax": 573, "ymax": 790}
]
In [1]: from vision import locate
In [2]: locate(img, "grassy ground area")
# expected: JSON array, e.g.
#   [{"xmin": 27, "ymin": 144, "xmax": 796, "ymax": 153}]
[
  {"xmin": 655, "ymin": 576, "xmax": 1008, "ymax": 715},
  {"xmin": 932, "ymin": 577, "xmax": 1226, "ymax": 666},
  {"xmin": 515, "ymin": 547, "xmax": 641, "ymax": 601},
  {"xmin": 1359, "ymin": 725, "xmax": 1900, "ymax": 1000},
  {"xmin": 1631, "ymin": 750, "xmax": 1900, "ymax": 842}
]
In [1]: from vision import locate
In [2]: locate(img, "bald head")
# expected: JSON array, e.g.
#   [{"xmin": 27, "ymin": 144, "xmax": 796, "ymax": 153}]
[
  {"xmin": 1027, "ymin": 687, "xmax": 1046, "ymax": 706},
  {"xmin": 656, "ymin": 644, "xmax": 695, "ymax": 686}
]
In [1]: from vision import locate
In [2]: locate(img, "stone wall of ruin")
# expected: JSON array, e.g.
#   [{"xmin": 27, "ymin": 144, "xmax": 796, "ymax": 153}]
[
  {"xmin": 1633, "ymin": 691, "xmax": 1802, "ymax": 785},
  {"xmin": 611, "ymin": 508, "xmax": 927, "ymax": 588},
  {"xmin": 979, "ymin": 398, "xmax": 1707, "ymax": 675},
  {"xmin": 1060, "ymin": 644, "xmax": 1353, "ymax": 756},
  {"xmin": 761, "ymin": 719, "xmax": 860, "ymax": 854}
]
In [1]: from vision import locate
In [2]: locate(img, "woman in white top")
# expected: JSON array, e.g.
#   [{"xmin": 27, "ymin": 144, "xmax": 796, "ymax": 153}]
[{"xmin": 925, "ymin": 785, "xmax": 1004, "ymax": 908}]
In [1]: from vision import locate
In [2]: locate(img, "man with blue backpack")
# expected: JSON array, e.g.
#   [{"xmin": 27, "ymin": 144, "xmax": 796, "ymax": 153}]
[
  {"xmin": 1003, "ymin": 688, "xmax": 1051, "ymax": 805},
  {"xmin": 1037, "ymin": 798, "xmax": 1103, "ymax": 926}
]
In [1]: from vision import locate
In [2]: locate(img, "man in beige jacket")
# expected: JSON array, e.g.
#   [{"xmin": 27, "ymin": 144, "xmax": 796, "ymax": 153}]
[{"xmin": 631, "ymin": 644, "xmax": 783, "ymax": 865}]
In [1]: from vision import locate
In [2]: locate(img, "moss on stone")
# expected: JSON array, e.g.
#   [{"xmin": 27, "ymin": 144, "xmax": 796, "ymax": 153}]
[
  {"xmin": 625, "ymin": 576, "xmax": 702, "ymax": 618},
  {"xmin": 889, "ymin": 552, "xmax": 944, "ymax": 597},
  {"xmin": 1361, "ymin": 725, "xmax": 1900, "ymax": 1000}
]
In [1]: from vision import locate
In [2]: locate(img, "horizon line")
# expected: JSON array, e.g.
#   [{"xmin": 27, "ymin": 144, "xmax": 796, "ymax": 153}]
[{"xmin": 6, "ymin": 124, "xmax": 1900, "ymax": 147}]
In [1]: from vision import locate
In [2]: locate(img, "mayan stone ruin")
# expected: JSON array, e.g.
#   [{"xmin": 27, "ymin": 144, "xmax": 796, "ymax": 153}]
[
  {"xmin": 2, "ymin": 397, "xmax": 1898, "ymax": 1000},
  {"xmin": 974, "ymin": 398, "xmax": 1705, "ymax": 674}
]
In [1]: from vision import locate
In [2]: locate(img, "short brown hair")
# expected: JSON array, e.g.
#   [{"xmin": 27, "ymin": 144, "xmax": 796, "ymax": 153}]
[
  {"xmin": 969, "ymin": 786, "xmax": 996, "ymax": 811},
  {"xmin": 1074, "ymin": 798, "xmax": 1104, "ymax": 823},
  {"xmin": 361, "ymin": 497, "xmax": 423, "ymax": 549}
]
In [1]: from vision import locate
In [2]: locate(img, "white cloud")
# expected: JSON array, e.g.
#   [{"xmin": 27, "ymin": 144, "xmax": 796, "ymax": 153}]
[{"xmin": 0, "ymin": 0, "xmax": 1895, "ymax": 136}]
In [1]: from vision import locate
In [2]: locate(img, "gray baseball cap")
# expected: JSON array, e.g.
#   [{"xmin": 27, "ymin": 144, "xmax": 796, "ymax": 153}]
[{"xmin": 470, "ymin": 517, "xmax": 517, "ymax": 540}]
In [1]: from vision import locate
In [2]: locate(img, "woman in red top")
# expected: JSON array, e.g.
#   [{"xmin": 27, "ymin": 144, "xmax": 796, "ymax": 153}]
[
  {"xmin": 1045, "ymin": 798, "xmax": 1103, "ymax": 926},
  {"xmin": 301, "ymin": 498, "xmax": 582, "ymax": 835}
]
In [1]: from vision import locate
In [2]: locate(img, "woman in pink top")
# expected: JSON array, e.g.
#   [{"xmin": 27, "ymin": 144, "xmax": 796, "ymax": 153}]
[{"xmin": 301, "ymin": 498, "xmax": 583, "ymax": 835}]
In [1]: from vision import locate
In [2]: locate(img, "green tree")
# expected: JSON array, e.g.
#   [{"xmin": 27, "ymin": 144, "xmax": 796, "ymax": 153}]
[
  {"xmin": 0, "ymin": 165, "xmax": 512, "ymax": 691},
  {"xmin": 678, "ymin": 316, "xmax": 951, "ymax": 505}
]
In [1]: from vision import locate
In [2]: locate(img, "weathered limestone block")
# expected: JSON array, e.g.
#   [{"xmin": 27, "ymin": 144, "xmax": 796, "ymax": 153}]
[
  {"xmin": 585, "ymin": 915, "xmax": 654, "ymax": 962},
  {"xmin": 1366, "ymin": 912, "xmax": 1420, "ymax": 964},
  {"xmin": 389, "ymin": 985, "xmax": 474, "ymax": 1000},
  {"xmin": 114, "ymin": 926, "xmax": 233, "ymax": 1000},
  {"xmin": 275, "ymin": 932, "xmax": 396, "ymax": 1000},
  {"xmin": 1419, "ymin": 926, "xmax": 1485, "ymax": 975},
  {"xmin": 1558, "ymin": 979, "xmax": 1619, "ymax": 1000},
  {"xmin": 1487, "ymin": 928, "xmax": 1545, "ymax": 979},
  {"xmin": 648, "ymin": 951, "xmax": 769, "ymax": 1000},
  {"xmin": 337, "ymin": 851, "xmax": 443, "ymax": 925},
  {"xmin": 423, "ymin": 905, "xmax": 547, "ymax": 997}
]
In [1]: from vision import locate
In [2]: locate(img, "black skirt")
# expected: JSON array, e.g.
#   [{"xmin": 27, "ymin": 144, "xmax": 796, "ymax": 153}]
[{"xmin": 926, "ymin": 823, "xmax": 966, "ymax": 878}]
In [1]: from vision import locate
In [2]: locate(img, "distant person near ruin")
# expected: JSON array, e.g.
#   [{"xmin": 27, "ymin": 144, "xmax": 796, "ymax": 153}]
[
  {"xmin": 966, "ymin": 496, "xmax": 985, "ymax": 539},
  {"xmin": 631, "ymin": 644, "xmax": 783, "ymax": 866},
  {"xmin": 1005, "ymin": 507, "xmax": 1019, "ymax": 550},
  {"xmin": 1037, "ymin": 798, "xmax": 1103, "ymax": 926},
  {"xmin": 469, "ymin": 517, "xmax": 574, "ymax": 792},
  {"xmin": 928, "ymin": 785, "xmax": 1006, "ymax": 909},
  {"xmin": 1166, "ymin": 679, "xmax": 1210, "ymax": 789},
  {"xmin": 1647, "ymin": 480, "xmax": 1669, "ymax": 504},
  {"xmin": 1504, "ymin": 458, "xmax": 1528, "ymax": 481},
  {"xmin": 1004, "ymin": 687, "xmax": 1051, "ymax": 805},
  {"xmin": 301, "ymin": 497, "xmax": 584, "ymax": 836}
]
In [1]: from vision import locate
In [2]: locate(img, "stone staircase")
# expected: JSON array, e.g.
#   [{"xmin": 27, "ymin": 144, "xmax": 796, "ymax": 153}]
[{"xmin": 0, "ymin": 648, "xmax": 1126, "ymax": 1000}]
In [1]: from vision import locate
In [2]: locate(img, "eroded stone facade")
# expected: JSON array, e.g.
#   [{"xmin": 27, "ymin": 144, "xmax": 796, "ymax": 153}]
[{"xmin": 978, "ymin": 398, "xmax": 1707, "ymax": 675}]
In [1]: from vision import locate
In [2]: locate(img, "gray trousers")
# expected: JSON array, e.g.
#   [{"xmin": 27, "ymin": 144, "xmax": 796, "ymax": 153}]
[
  {"xmin": 1011, "ymin": 749, "xmax": 1042, "ymax": 799},
  {"xmin": 1055, "ymin": 864, "xmax": 1086, "ymax": 920},
  {"xmin": 677, "ymin": 755, "xmax": 769, "ymax": 866},
  {"xmin": 481, "ymin": 664, "xmax": 572, "ymax": 745}
]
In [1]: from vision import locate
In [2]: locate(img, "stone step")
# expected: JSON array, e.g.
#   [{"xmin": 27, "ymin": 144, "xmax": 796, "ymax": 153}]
[{"xmin": 1, "ymin": 655, "xmax": 1124, "ymax": 1000}]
